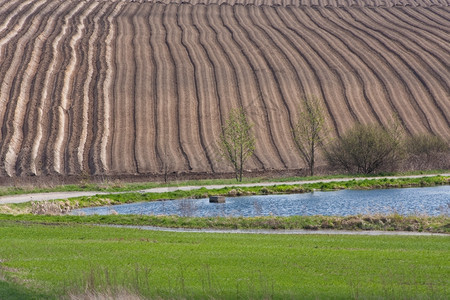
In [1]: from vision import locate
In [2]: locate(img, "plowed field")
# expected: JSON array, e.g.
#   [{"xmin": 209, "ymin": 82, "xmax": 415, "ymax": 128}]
[{"xmin": 0, "ymin": 0, "xmax": 449, "ymax": 178}]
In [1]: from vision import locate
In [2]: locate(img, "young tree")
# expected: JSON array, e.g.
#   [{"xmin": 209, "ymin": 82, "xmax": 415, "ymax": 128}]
[
  {"xmin": 219, "ymin": 108, "xmax": 255, "ymax": 182},
  {"xmin": 293, "ymin": 96, "xmax": 327, "ymax": 176}
]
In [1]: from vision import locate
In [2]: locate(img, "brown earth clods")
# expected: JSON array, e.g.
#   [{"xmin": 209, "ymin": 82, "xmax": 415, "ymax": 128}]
[{"xmin": 0, "ymin": 0, "xmax": 449, "ymax": 179}]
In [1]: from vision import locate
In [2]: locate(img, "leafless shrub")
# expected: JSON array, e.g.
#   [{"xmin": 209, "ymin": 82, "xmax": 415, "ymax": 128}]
[{"xmin": 68, "ymin": 289, "xmax": 144, "ymax": 300}]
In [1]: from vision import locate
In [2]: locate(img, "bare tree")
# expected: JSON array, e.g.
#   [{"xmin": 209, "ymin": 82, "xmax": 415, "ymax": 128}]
[
  {"xmin": 219, "ymin": 108, "xmax": 255, "ymax": 182},
  {"xmin": 293, "ymin": 96, "xmax": 327, "ymax": 176}
]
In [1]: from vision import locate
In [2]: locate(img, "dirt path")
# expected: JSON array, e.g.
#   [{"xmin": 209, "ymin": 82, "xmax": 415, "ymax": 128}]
[{"xmin": 0, "ymin": 173, "xmax": 448, "ymax": 204}]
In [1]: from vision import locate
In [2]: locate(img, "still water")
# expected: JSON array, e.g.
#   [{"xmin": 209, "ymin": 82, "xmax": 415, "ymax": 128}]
[{"xmin": 72, "ymin": 186, "xmax": 449, "ymax": 217}]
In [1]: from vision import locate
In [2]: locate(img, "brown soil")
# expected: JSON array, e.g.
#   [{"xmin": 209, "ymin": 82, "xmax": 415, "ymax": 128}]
[{"xmin": 0, "ymin": 0, "xmax": 449, "ymax": 179}]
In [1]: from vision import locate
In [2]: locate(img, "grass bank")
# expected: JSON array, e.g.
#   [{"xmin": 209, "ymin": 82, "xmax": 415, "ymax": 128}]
[
  {"xmin": 0, "ymin": 221, "xmax": 448, "ymax": 299},
  {"xmin": 1, "ymin": 213, "xmax": 449, "ymax": 233},
  {"xmin": 0, "ymin": 169, "xmax": 447, "ymax": 197}
]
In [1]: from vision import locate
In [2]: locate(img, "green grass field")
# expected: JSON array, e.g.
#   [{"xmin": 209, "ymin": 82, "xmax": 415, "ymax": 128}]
[{"xmin": 0, "ymin": 220, "xmax": 448, "ymax": 299}]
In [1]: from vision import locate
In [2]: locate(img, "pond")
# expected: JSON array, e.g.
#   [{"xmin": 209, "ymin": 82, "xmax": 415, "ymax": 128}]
[{"xmin": 71, "ymin": 186, "xmax": 450, "ymax": 217}]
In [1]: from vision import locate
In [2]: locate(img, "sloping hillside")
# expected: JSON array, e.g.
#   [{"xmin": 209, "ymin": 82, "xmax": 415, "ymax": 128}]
[{"xmin": 0, "ymin": 0, "xmax": 448, "ymax": 178}]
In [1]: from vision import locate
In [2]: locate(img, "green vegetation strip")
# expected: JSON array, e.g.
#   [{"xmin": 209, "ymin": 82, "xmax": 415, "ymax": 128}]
[
  {"xmin": 1, "ymin": 213, "xmax": 449, "ymax": 233},
  {"xmin": 0, "ymin": 221, "xmax": 448, "ymax": 299},
  {"xmin": 0, "ymin": 170, "xmax": 447, "ymax": 197},
  {"xmin": 55, "ymin": 175, "xmax": 450, "ymax": 209}
]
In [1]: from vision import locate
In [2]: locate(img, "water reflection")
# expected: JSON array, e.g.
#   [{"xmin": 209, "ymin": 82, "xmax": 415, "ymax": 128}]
[{"xmin": 72, "ymin": 186, "xmax": 450, "ymax": 217}]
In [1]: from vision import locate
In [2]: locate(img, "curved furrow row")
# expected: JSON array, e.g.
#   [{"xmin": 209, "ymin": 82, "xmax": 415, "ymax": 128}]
[
  {"xmin": 145, "ymin": 4, "xmax": 163, "ymax": 173},
  {"xmin": 0, "ymin": 0, "xmax": 31, "ymax": 38},
  {"xmin": 388, "ymin": 8, "xmax": 450, "ymax": 55},
  {"xmin": 149, "ymin": 4, "xmax": 187, "ymax": 173},
  {"xmin": 306, "ymin": 8, "xmax": 387, "ymax": 127},
  {"xmin": 306, "ymin": 8, "xmax": 405, "ymax": 130},
  {"xmin": 17, "ymin": 1, "xmax": 79, "ymax": 176},
  {"xmin": 362, "ymin": 8, "xmax": 450, "ymax": 126},
  {"xmin": 318, "ymin": 8, "xmax": 427, "ymax": 135},
  {"xmin": 0, "ymin": 0, "xmax": 47, "ymax": 136},
  {"xmin": 42, "ymin": 1, "xmax": 89, "ymax": 175},
  {"xmin": 72, "ymin": 3, "xmax": 111, "ymax": 174},
  {"xmin": 191, "ymin": 4, "xmax": 232, "ymax": 172},
  {"xmin": 405, "ymin": 7, "xmax": 450, "ymax": 30},
  {"xmin": 269, "ymin": 7, "xmax": 340, "ymax": 137},
  {"xmin": 0, "ymin": 0, "xmax": 54, "ymax": 176},
  {"xmin": 428, "ymin": 6, "xmax": 450, "ymax": 21},
  {"xmin": 374, "ymin": 8, "xmax": 450, "ymax": 75},
  {"xmin": 236, "ymin": 5, "xmax": 306, "ymax": 167},
  {"xmin": 111, "ymin": 3, "xmax": 138, "ymax": 174},
  {"xmin": 65, "ymin": 3, "xmax": 106, "ymax": 175},
  {"xmin": 29, "ymin": 1, "xmax": 86, "ymax": 176},
  {"xmin": 285, "ymin": 7, "xmax": 355, "ymax": 135},
  {"xmin": 247, "ymin": 6, "xmax": 312, "ymax": 167},
  {"xmin": 345, "ymin": 8, "xmax": 449, "ymax": 138},
  {"xmin": 302, "ymin": 8, "xmax": 380, "ymax": 126},
  {"xmin": 132, "ymin": 4, "xmax": 158, "ymax": 173},
  {"xmin": 95, "ymin": 1, "xmax": 124, "ymax": 174},
  {"xmin": 162, "ymin": 4, "xmax": 193, "ymax": 172},
  {"xmin": 221, "ymin": 4, "xmax": 289, "ymax": 169},
  {"xmin": 7, "ymin": 1, "xmax": 72, "ymax": 177},
  {"xmin": 0, "ymin": 0, "xmax": 20, "ymax": 15},
  {"xmin": 53, "ymin": 1, "xmax": 99, "ymax": 175},
  {"xmin": 171, "ymin": 4, "xmax": 210, "ymax": 172},
  {"xmin": 208, "ymin": 5, "xmax": 278, "ymax": 170},
  {"xmin": 179, "ymin": 4, "xmax": 221, "ymax": 172},
  {"xmin": 338, "ymin": 8, "xmax": 437, "ymax": 135}
]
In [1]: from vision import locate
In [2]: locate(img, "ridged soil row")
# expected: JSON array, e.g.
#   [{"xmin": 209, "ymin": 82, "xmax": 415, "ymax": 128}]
[
  {"xmin": 300, "ymin": 7, "xmax": 396, "ymax": 129},
  {"xmin": 178, "ymin": 4, "xmax": 220, "ymax": 172},
  {"xmin": 52, "ymin": 1, "xmax": 99, "ymax": 175},
  {"xmin": 111, "ymin": 3, "xmax": 138, "ymax": 174},
  {"xmin": 388, "ymin": 8, "xmax": 450, "ymax": 57},
  {"xmin": 228, "ymin": 5, "xmax": 297, "ymax": 168},
  {"xmin": 362, "ymin": 8, "xmax": 450, "ymax": 128},
  {"xmin": 0, "ymin": 0, "xmax": 20, "ymax": 15},
  {"xmin": 132, "ymin": 4, "xmax": 158, "ymax": 173},
  {"xmin": 169, "ymin": 3, "xmax": 209, "ymax": 172},
  {"xmin": 374, "ymin": 8, "xmax": 450, "ymax": 84},
  {"xmin": 148, "ymin": 4, "xmax": 186, "ymax": 173},
  {"xmin": 4, "ymin": 0, "xmax": 71, "ymax": 177},
  {"xmin": 0, "ymin": 0, "xmax": 47, "ymax": 141},
  {"xmin": 301, "ymin": 8, "xmax": 379, "ymax": 126},
  {"xmin": 206, "ymin": 4, "xmax": 274, "ymax": 170},
  {"xmin": 71, "ymin": 2, "xmax": 111, "ymax": 174},
  {"xmin": 323, "ymin": 7, "xmax": 431, "ymax": 136},
  {"xmin": 344, "ymin": 7, "xmax": 449, "ymax": 138},
  {"xmin": 268, "ymin": 6, "xmax": 339, "ymax": 137},
  {"xmin": 283, "ymin": 7, "xmax": 354, "ymax": 136},
  {"xmin": 42, "ymin": 1, "xmax": 89, "ymax": 175},
  {"xmin": 191, "ymin": 5, "xmax": 229, "ymax": 172},
  {"xmin": 162, "ymin": 4, "xmax": 193, "ymax": 172},
  {"xmin": 0, "ymin": 0, "xmax": 53, "ymax": 176},
  {"xmin": 16, "ymin": 0, "xmax": 79, "ymax": 176},
  {"xmin": 302, "ymin": 8, "xmax": 385, "ymax": 126},
  {"xmin": 428, "ymin": 7, "xmax": 450, "ymax": 23},
  {"xmin": 65, "ymin": 3, "xmax": 106, "ymax": 175},
  {"xmin": 219, "ymin": 4, "xmax": 288, "ymax": 169},
  {"xmin": 403, "ymin": 7, "xmax": 450, "ymax": 32},
  {"xmin": 244, "ymin": 6, "xmax": 308, "ymax": 167},
  {"xmin": 92, "ymin": 2, "xmax": 124, "ymax": 175},
  {"xmin": 315, "ymin": 8, "xmax": 417, "ymax": 134},
  {"xmin": 28, "ymin": 1, "xmax": 85, "ymax": 176},
  {"xmin": 0, "ymin": 0, "xmax": 29, "ymax": 38}
]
